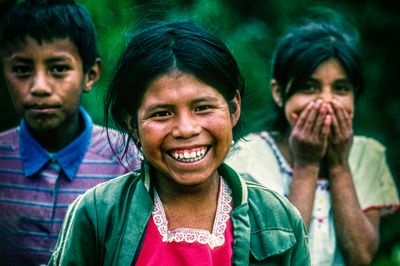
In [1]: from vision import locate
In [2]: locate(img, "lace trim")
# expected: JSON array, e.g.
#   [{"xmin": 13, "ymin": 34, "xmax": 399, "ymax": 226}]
[{"xmin": 152, "ymin": 177, "xmax": 232, "ymax": 249}]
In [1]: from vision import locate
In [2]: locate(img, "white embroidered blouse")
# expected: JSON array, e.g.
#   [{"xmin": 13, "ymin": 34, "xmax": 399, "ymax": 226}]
[{"xmin": 226, "ymin": 131, "xmax": 400, "ymax": 265}]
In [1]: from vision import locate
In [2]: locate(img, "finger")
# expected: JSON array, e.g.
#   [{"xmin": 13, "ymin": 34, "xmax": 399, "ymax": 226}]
[
  {"xmin": 332, "ymin": 100, "xmax": 351, "ymax": 135},
  {"xmin": 312, "ymin": 102, "xmax": 328, "ymax": 136},
  {"xmin": 302, "ymin": 100, "xmax": 321, "ymax": 134},
  {"xmin": 321, "ymin": 114, "xmax": 332, "ymax": 143},
  {"xmin": 295, "ymin": 101, "xmax": 315, "ymax": 130},
  {"xmin": 330, "ymin": 108, "xmax": 340, "ymax": 141}
]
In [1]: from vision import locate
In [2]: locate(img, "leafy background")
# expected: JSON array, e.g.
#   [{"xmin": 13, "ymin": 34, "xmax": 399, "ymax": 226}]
[{"xmin": 1, "ymin": 0, "xmax": 399, "ymax": 264}]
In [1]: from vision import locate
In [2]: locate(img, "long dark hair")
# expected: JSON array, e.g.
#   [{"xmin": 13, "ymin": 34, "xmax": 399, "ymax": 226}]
[
  {"xmin": 105, "ymin": 21, "xmax": 245, "ymax": 157},
  {"xmin": 268, "ymin": 11, "xmax": 363, "ymax": 134}
]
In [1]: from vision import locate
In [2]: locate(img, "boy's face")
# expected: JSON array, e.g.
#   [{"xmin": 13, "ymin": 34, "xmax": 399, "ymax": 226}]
[{"xmin": 2, "ymin": 37, "xmax": 97, "ymax": 132}]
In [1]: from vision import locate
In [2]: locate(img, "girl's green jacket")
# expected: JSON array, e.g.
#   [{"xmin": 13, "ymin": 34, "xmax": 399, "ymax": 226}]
[{"xmin": 48, "ymin": 162, "xmax": 310, "ymax": 265}]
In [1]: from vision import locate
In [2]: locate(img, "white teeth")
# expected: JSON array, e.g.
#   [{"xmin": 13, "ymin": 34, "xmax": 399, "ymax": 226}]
[{"xmin": 171, "ymin": 148, "xmax": 207, "ymax": 163}]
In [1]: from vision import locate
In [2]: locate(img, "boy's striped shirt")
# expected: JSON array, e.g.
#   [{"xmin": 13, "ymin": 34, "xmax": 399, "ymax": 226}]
[{"xmin": 0, "ymin": 123, "xmax": 140, "ymax": 264}]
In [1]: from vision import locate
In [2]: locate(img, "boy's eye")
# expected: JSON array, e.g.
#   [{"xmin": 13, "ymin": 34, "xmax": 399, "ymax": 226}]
[
  {"xmin": 50, "ymin": 65, "xmax": 70, "ymax": 74},
  {"xmin": 12, "ymin": 65, "xmax": 32, "ymax": 76}
]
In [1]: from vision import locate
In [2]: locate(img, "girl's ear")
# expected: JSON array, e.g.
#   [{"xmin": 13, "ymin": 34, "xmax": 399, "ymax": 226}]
[
  {"xmin": 271, "ymin": 79, "xmax": 283, "ymax": 107},
  {"xmin": 123, "ymin": 111, "xmax": 139, "ymax": 140},
  {"xmin": 83, "ymin": 58, "xmax": 102, "ymax": 93},
  {"xmin": 230, "ymin": 90, "xmax": 241, "ymax": 127}
]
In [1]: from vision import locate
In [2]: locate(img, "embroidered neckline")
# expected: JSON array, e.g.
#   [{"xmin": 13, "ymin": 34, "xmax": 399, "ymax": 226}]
[
  {"xmin": 260, "ymin": 132, "xmax": 332, "ymax": 225},
  {"xmin": 259, "ymin": 132, "xmax": 331, "ymax": 185},
  {"xmin": 152, "ymin": 177, "xmax": 232, "ymax": 249},
  {"xmin": 259, "ymin": 132, "xmax": 293, "ymax": 177}
]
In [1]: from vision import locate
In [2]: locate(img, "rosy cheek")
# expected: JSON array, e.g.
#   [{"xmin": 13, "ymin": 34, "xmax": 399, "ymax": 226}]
[
  {"xmin": 333, "ymin": 98, "xmax": 354, "ymax": 117},
  {"xmin": 345, "ymin": 104, "xmax": 354, "ymax": 116},
  {"xmin": 289, "ymin": 112, "xmax": 299, "ymax": 124}
]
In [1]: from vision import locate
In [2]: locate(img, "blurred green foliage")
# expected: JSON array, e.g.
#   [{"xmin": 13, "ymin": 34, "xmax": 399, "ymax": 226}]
[{"xmin": 1, "ymin": 0, "xmax": 399, "ymax": 264}]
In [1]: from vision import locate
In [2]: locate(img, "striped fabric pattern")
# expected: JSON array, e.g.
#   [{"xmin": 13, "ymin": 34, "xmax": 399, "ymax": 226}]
[{"xmin": 0, "ymin": 125, "xmax": 140, "ymax": 265}]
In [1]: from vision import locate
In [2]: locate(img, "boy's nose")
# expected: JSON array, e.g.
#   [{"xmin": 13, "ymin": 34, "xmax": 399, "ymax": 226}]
[{"xmin": 30, "ymin": 72, "xmax": 52, "ymax": 96}]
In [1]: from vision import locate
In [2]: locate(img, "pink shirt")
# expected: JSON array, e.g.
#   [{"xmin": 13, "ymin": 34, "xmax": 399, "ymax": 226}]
[{"xmin": 136, "ymin": 178, "xmax": 233, "ymax": 266}]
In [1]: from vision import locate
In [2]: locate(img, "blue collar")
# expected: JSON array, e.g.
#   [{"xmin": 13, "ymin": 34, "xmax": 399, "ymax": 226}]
[{"xmin": 20, "ymin": 107, "xmax": 93, "ymax": 180}]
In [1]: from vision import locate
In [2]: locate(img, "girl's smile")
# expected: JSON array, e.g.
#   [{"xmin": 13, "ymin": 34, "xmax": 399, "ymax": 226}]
[{"xmin": 169, "ymin": 146, "xmax": 209, "ymax": 163}]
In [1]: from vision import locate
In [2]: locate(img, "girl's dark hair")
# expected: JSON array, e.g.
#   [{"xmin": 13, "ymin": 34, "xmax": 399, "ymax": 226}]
[
  {"xmin": 105, "ymin": 21, "xmax": 245, "ymax": 154},
  {"xmin": 268, "ymin": 12, "xmax": 363, "ymax": 134},
  {"xmin": 0, "ymin": 0, "xmax": 99, "ymax": 73}
]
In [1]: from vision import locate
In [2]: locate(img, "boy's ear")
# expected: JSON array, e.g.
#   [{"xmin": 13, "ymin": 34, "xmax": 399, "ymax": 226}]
[
  {"xmin": 230, "ymin": 90, "xmax": 241, "ymax": 127},
  {"xmin": 271, "ymin": 79, "xmax": 283, "ymax": 107},
  {"xmin": 83, "ymin": 58, "xmax": 101, "ymax": 93}
]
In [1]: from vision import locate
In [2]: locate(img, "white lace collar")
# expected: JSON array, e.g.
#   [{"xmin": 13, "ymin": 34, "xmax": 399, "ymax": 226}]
[{"xmin": 152, "ymin": 177, "xmax": 232, "ymax": 249}]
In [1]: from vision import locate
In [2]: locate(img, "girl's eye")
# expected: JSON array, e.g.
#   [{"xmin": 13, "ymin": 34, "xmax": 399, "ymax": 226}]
[
  {"xmin": 152, "ymin": 111, "xmax": 171, "ymax": 118},
  {"xmin": 334, "ymin": 83, "xmax": 354, "ymax": 93},
  {"xmin": 300, "ymin": 82, "xmax": 318, "ymax": 93},
  {"xmin": 195, "ymin": 105, "xmax": 211, "ymax": 112}
]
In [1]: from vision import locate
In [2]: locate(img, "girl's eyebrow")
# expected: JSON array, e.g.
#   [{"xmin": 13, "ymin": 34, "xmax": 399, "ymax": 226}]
[
  {"xmin": 307, "ymin": 77, "xmax": 351, "ymax": 84},
  {"xmin": 333, "ymin": 79, "xmax": 352, "ymax": 83},
  {"xmin": 144, "ymin": 103, "xmax": 173, "ymax": 113},
  {"xmin": 143, "ymin": 95, "xmax": 222, "ymax": 113},
  {"xmin": 147, "ymin": 96, "xmax": 220, "ymax": 108},
  {"xmin": 192, "ymin": 96, "xmax": 220, "ymax": 104}
]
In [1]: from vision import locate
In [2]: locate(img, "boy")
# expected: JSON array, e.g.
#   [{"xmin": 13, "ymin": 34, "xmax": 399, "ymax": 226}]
[{"xmin": 0, "ymin": 1, "xmax": 139, "ymax": 265}]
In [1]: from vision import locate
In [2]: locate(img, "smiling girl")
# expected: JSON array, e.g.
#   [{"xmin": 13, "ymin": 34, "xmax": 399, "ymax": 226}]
[{"xmin": 48, "ymin": 21, "xmax": 310, "ymax": 265}]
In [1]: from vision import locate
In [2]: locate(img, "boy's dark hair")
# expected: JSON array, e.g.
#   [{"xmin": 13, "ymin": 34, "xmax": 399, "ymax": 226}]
[
  {"xmin": 0, "ymin": 0, "xmax": 99, "ymax": 73},
  {"xmin": 268, "ymin": 10, "xmax": 363, "ymax": 134},
  {"xmin": 105, "ymin": 21, "xmax": 245, "ymax": 152}
]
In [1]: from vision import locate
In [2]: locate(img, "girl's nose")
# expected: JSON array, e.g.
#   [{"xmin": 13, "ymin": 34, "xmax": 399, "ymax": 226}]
[
  {"xmin": 318, "ymin": 89, "xmax": 334, "ymax": 102},
  {"xmin": 171, "ymin": 113, "xmax": 201, "ymax": 139}
]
